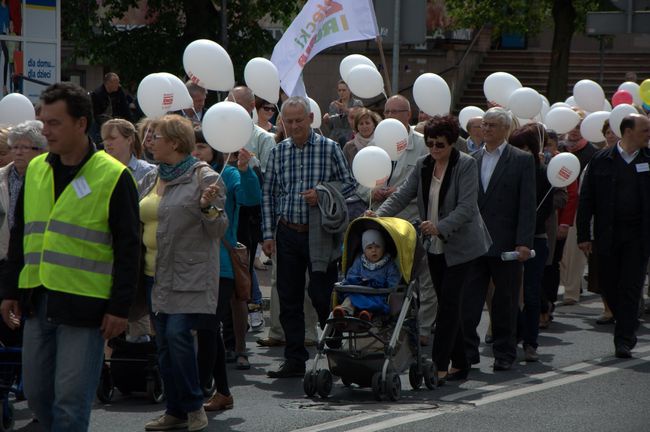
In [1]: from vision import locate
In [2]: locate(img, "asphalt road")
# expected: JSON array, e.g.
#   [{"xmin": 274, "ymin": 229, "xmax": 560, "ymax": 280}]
[{"xmin": 8, "ymin": 286, "xmax": 650, "ymax": 432}]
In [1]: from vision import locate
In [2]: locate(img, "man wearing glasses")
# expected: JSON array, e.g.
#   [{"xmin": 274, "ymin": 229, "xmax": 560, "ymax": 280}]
[{"xmin": 462, "ymin": 107, "xmax": 536, "ymax": 372}]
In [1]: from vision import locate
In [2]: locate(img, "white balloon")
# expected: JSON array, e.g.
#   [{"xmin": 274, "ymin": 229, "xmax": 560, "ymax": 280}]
[
  {"xmin": 609, "ymin": 103, "xmax": 638, "ymax": 138},
  {"xmin": 373, "ymin": 118, "xmax": 408, "ymax": 161},
  {"xmin": 183, "ymin": 39, "xmax": 234, "ymax": 92},
  {"xmin": 413, "ymin": 73, "xmax": 451, "ymax": 117},
  {"xmin": 458, "ymin": 106, "xmax": 484, "ymax": 132},
  {"xmin": 565, "ymin": 96, "xmax": 577, "ymax": 107},
  {"xmin": 544, "ymin": 107, "xmax": 580, "ymax": 134},
  {"xmin": 603, "ymin": 99, "xmax": 612, "ymax": 112},
  {"xmin": 508, "ymin": 87, "xmax": 542, "ymax": 119},
  {"xmin": 547, "ymin": 152, "xmax": 580, "ymax": 188},
  {"xmin": 157, "ymin": 72, "xmax": 193, "ymax": 111},
  {"xmin": 346, "ymin": 64, "xmax": 384, "ymax": 99},
  {"xmin": 352, "ymin": 146, "xmax": 392, "ymax": 189},
  {"xmin": 244, "ymin": 57, "xmax": 280, "ymax": 104},
  {"xmin": 540, "ymin": 94, "xmax": 550, "ymax": 106},
  {"xmin": 483, "ymin": 72, "xmax": 521, "ymax": 107},
  {"xmin": 308, "ymin": 97, "xmax": 322, "ymax": 129},
  {"xmin": 137, "ymin": 73, "xmax": 174, "ymax": 118},
  {"xmin": 202, "ymin": 101, "xmax": 253, "ymax": 153},
  {"xmin": 540, "ymin": 100, "xmax": 550, "ymax": 121},
  {"xmin": 340, "ymin": 54, "xmax": 377, "ymax": 82},
  {"xmin": 580, "ymin": 111, "xmax": 610, "ymax": 143},
  {"xmin": 618, "ymin": 81, "xmax": 642, "ymax": 106},
  {"xmin": 573, "ymin": 79, "xmax": 605, "ymax": 113},
  {"xmin": 550, "ymin": 102, "xmax": 571, "ymax": 111},
  {"xmin": 0, "ymin": 93, "xmax": 35, "ymax": 126}
]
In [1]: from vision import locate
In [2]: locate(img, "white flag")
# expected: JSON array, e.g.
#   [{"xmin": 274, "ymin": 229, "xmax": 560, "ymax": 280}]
[{"xmin": 271, "ymin": 0, "xmax": 378, "ymax": 97}]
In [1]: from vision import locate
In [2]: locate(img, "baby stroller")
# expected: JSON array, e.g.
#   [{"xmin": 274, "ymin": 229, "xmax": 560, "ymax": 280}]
[
  {"xmin": 303, "ymin": 217, "xmax": 438, "ymax": 401},
  {"xmin": 96, "ymin": 334, "xmax": 164, "ymax": 404}
]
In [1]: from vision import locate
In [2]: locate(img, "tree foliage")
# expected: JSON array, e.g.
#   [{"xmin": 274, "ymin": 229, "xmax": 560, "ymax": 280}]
[
  {"xmin": 444, "ymin": 0, "xmax": 604, "ymax": 102},
  {"xmin": 62, "ymin": 0, "xmax": 301, "ymax": 90}
]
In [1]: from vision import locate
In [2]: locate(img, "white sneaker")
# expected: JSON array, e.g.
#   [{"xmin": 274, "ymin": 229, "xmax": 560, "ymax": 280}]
[
  {"xmin": 187, "ymin": 407, "xmax": 208, "ymax": 432},
  {"xmin": 249, "ymin": 311, "xmax": 264, "ymax": 331}
]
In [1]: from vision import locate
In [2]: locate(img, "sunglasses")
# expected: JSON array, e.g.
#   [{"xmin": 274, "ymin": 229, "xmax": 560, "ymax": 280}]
[
  {"xmin": 262, "ymin": 106, "xmax": 277, "ymax": 113},
  {"xmin": 425, "ymin": 139, "xmax": 449, "ymax": 149}
]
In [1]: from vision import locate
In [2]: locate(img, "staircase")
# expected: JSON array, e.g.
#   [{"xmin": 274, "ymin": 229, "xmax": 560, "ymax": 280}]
[{"xmin": 457, "ymin": 50, "xmax": 650, "ymax": 109}]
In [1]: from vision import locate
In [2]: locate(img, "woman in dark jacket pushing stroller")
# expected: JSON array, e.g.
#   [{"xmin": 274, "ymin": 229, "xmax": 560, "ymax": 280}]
[{"xmin": 373, "ymin": 115, "xmax": 491, "ymax": 384}]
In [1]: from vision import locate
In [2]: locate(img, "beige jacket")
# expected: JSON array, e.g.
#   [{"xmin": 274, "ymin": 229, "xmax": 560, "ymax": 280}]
[
  {"xmin": 139, "ymin": 161, "xmax": 228, "ymax": 315},
  {"xmin": 0, "ymin": 163, "xmax": 13, "ymax": 260}
]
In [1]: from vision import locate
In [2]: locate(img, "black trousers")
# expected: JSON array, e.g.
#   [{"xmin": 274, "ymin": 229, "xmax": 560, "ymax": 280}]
[
  {"xmin": 196, "ymin": 278, "xmax": 234, "ymax": 396},
  {"xmin": 541, "ymin": 237, "xmax": 566, "ymax": 313},
  {"xmin": 462, "ymin": 256, "xmax": 522, "ymax": 364},
  {"xmin": 275, "ymin": 223, "xmax": 337, "ymax": 364},
  {"xmin": 598, "ymin": 230, "xmax": 648, "ymax": 350},
  {"xmin": 427, "ymin": 253, "xmax": 471, "ymax": 371}
]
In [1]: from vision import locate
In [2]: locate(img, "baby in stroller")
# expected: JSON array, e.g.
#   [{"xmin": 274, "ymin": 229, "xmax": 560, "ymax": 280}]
[{"xmin": 333, "ymin": 229, "xmax": 401, "ymax": 321}]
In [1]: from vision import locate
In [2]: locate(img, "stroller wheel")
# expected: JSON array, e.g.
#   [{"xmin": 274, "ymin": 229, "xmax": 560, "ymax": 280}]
[
  {"xmin": 316, "ymin": 370, "xmax": 333, "ymax": 398},
  {"xmin": 385, "ymin": 373, "xmax": 401, "ymax": 402},
  {"xmin": 303, "ymin": 371, "xmax": 317, "ymax": 397},
  {"xmin": 409, "ymin": 363, "xmax": 423, "ymax": 390},
  {"xmin": 0, "ymin": 399, "xmax": 15, "ymax": 432},
  {"xmin": 424, "ymin": 361, "xmax": 438, "ymax": 390},
  {"xmin": 371, "ymin": 372, "xmax": 383, "ymax": 401},
  {"xmin": 96, "ymin": 365, "xmax": 114, "ymax": 403}
]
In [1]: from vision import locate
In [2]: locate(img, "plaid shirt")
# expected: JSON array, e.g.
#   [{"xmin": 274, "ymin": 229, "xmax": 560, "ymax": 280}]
[{"xmin": 262, "ymin": 130, "xmax": 355, "ymax": 240}]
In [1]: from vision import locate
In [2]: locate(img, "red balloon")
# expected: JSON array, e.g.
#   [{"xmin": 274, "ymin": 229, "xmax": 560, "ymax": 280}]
[{"xmin": 612, "ymin": 90, "xmax": 633, "ymax": 107}]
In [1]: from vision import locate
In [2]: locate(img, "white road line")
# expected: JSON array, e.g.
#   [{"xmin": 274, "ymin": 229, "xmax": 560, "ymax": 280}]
[
  {"xmin": 343, "ymin": 411, "xmax": 446, "ymax": 432},
  {"xmin": 473, "ymin": 355, "xmax": 650, "ymax": 406},
  {"xmin": 290, "ymin": 412, "xmax": 386, "ymax": 432}
]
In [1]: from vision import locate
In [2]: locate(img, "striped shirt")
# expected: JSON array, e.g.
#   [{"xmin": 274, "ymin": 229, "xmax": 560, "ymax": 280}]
[{"xmin": 262, "ymin": 130, "xmax": 356, "ymax": 239}]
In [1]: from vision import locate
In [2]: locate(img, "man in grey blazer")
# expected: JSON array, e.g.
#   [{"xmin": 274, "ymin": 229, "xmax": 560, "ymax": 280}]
[{"xmin": 463, "ymin": 107, "xmax": 536, "ymax": 371}]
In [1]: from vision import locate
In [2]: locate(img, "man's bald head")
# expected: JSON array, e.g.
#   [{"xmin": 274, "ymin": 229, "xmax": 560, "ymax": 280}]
[
  {"xmin": 228, "ymin": 86, "xmax": 255, "ymax": 114},
  {"xmin": 621, "ymin": 113, "xmax": 650, "ymax": 150},
  {"xmin": 383, "ymin": 95, "xmax": 412, "ymax": 131}
]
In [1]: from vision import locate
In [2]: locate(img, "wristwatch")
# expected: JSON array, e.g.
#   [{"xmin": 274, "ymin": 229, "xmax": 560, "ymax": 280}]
[{"xmin": 200, "ymin": 205, "xmax": 223, "ymax": 217}]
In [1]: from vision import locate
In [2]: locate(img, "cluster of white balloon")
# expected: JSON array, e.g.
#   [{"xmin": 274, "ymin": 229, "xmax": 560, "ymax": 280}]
[{"xmin": 137, "ymin": 39, "xmax": 284, "ymax": 154}]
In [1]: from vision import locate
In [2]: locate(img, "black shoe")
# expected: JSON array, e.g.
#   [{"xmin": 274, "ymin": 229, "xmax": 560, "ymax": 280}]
[
  {"xmin": 485, "ymin": 334, "xmax": 494, "ymax": 344},
  {"xmin": 468, "ymin": 355, "xmax": 480, "ymax": 365},
  {"xmin": 493, "ymin": 359, "xmax": 513, "ymax": 371},
  {"xmin": 595, "ymin": 315, "xmax": 615, "ymax": 325},
  {"xmin": 447, "ymin": 368, "xmax": 469, "ymax": 381},
  {"xmin": 267, "ymin": 361, "xmax": 305, "ymax": 378},
  {"xmin": 615, "ymin": 345, "xmax": 632, "ymax": 359},
  {"xmin": 225, "ymin": 350, "xmax": 236, "ymax": 363}
]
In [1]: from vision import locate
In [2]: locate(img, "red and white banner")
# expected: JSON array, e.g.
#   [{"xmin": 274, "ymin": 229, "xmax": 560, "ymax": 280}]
[{"xmin": 271, "ymin": 0, "xmax": 378, "ymax": 97}]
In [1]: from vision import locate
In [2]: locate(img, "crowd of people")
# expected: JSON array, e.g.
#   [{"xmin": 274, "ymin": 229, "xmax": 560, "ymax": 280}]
[{"xmin": 0, "ymin": 73, "xmax": 647, "ymax": 432}]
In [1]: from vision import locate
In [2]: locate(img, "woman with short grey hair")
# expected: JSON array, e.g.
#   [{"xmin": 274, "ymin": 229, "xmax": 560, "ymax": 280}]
[{"xmin": 0, "ymin": 120, "xmax": 47, "ymax": 261}]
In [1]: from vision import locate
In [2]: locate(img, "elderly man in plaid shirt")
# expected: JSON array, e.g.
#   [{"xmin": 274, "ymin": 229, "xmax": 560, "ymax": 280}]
[{"xmin": 262, "ymin": 96, "xmax": 356, "ymax": 378}]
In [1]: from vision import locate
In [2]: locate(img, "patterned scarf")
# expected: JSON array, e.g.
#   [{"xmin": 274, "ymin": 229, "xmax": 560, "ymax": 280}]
[
  {"xmin": 158, "ymin": 155, "xmax": 198, "ymax": 182},
  {"xmin": 361, "ymin": 253, "xmax": 392, "ymax": 271},
  {"xmin": 8, "ymin": 166, "xmax": 23, "ymax": 229}
]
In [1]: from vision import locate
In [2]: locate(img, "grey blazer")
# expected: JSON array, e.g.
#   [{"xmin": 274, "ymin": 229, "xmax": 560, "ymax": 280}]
[
  {"xmin": 473, "ymin": 143, "xmax": 536, "ymax": 256},
  {"xmin": 377, "ymin": 149, "xmax": 492, "ymax": 266}
]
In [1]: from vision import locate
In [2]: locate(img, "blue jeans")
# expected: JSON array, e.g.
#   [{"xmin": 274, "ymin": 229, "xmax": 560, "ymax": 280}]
[
  {"xmin": 23, "ymin": 292, "xmax": 105, "ymax": 432},
  {"xmin": 519, "ymin": 237, "xmax": 549, "ymax": 349},
  {"xmin": 251, "ymin": 270, "xmax": 263, "ymax": 305},
  {"xmin": 152, "ymin": 313, "xmax": 204, "ymax": 418}
]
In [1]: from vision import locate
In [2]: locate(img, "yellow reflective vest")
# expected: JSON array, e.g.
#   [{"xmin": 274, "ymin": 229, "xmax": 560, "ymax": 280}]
[{"xmin": 18, "ymin": 151, "xmax": 127, "ymax": 299}]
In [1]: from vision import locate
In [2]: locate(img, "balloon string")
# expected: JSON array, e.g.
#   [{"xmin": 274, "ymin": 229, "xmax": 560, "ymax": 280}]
[
  {"xmin": 143, "ymin": 124, "xmax": 152, "ymax": 156},
  {"xmin": 536, "ymin": 186, "xmax": 553, "ymax": 212},
  {"xmin": 382, "ymin": 91, "xmax": 388, "ymax": 101},
  {"xmin": 220, "ymin": 152, "xmax": 231, "ymax": 177},
  {"xmin": 368, "ymin": 189, "xmax": 372, "ymax": 212}
]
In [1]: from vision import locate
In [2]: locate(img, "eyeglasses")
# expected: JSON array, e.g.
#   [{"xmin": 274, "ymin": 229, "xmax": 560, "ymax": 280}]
[
  {"xmin": 383, "ymin": 109, "xmax": 409, "ymax": 115},
  {"xmin": 262, "ymin": 106, "xmax": 277, "ymax": 113},
  {"xmin": 425, "ymin": 139, "xmax": 449, "ymax": 149},
  {"xmin": 481, "ymin": 122, "xmax": 501, "ymax": 129},
  {"xmin": 9, "ymin": 145, "xmax": 41, "ymax": 152}
]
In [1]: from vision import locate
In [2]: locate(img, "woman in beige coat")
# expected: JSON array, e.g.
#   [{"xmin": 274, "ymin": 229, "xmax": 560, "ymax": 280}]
[{"xmin": 139, "ymin": 115, "xmax": 228, "ymax": 432}]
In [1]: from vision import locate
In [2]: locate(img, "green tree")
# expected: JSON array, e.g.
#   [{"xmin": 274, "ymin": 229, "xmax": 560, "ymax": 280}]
[
  {"xmin": 444, "ymin": 0, "xmax": 602, "ymax": 103},
  {"xmin": 62, "ymin": 0, "xmax": 301, "ymax": 91}
]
